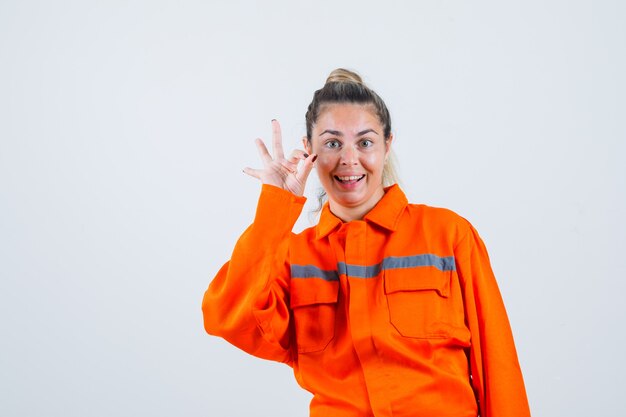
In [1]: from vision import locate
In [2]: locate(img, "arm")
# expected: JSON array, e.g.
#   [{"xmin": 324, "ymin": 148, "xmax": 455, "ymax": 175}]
[
  {"xmin": 202, "ymin": 185, "xmax": 306, "ymax": 364},
  {"xmin": 456, "ymin": 223, "xmax": 531, "ymax": 417},
  {"xmin": 202, "ymin": 120, "xmax": 317, "ymax": 364}
]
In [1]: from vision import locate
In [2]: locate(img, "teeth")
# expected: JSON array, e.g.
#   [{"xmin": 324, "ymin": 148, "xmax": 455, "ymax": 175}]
[{"xmin": 337, "ymin": 175, "xmax": 363, "ymax": 181}]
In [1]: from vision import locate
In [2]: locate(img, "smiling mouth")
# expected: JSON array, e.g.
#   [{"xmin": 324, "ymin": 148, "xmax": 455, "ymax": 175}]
[{"xmin": 335, "ymin": 175, "xmax": 365, "ymax": 184}]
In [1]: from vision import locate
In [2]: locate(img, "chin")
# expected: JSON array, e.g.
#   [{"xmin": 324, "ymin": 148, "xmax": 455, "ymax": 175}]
[{"xmin": 330, "ymin": 192, "xmax": 370, "ymax": 208}]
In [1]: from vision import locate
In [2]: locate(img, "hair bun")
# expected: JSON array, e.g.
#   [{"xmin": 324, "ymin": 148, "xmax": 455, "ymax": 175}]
[{"xmin": 325, "ymin": 68, "xmax": 363, "ymax": 85}]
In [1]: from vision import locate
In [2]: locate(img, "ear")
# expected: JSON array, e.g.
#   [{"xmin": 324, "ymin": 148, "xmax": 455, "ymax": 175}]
[
  {"xmin": 302, "ymin": 136, "xmax": 312, "ymax": 154},
  {"xmin": 385, "ymin": 133, "xmax": 394, "ymax": 158}
]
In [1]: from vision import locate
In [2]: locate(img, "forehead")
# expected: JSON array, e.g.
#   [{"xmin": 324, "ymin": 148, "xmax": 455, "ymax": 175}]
[{"xmin": 314, "ymin": 103, "xmax": 381, "ymax": 134}]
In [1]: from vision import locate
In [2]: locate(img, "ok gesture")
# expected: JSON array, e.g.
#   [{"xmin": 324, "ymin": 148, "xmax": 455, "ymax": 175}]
[{"xmin": 243, "ymin": 120, "xmax": 317, "ymax": 197}]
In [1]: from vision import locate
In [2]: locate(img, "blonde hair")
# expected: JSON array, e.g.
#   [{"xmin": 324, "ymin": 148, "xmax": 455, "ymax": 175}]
[{"xmin": 325, "ymin": 68, "xmax": 364, "ymax": 84}]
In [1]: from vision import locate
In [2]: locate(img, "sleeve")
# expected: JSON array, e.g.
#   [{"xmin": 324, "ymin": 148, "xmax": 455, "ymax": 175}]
[
  {"xmin": 455, "ymin": 222, "xmax": 531, "ymax": 417},
  {"xmin": 202, "ymin": 184, "xmax": 306, "ymax": 365}
]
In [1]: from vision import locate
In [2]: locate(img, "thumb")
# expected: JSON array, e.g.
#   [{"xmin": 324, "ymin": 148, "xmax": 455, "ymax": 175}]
[{"xmin": 296, "ymin": 154, "xmax": 317, "ymax": 185}]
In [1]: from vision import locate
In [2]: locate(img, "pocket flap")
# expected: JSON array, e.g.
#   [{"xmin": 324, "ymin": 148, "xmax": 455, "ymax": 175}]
[
  {"xmin": 290, "ymin": 278, "xmax": 339, "ymax": 308},
  {"xmin": 384, "ymin": 267, "xmax": 450, "ymax": 297}
]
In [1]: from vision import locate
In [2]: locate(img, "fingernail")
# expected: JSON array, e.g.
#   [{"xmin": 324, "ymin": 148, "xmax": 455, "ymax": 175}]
[
  {"xmin": 303, "ymin": 153, "xmax": 309, "ymax": 158},
  {"xmin": 312, "ymin": 155, "xmax": 318, "ymax": 162}
]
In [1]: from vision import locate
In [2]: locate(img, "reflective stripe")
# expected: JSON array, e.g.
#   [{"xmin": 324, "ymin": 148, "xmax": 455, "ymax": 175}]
[
  {"xmin": 292, "ymin": 254, "xmax": 455, "ymax": 280},
  {"xmin": 383, "ymin": 254, "xmax": 456, "ymax": 272},
  {"xmin": 338, "ymin": 262, "xmax": 382, "ymax": 278},
  {"xmin": 291, "ymin": 265, "xmax": 339, "ymax": 282}
]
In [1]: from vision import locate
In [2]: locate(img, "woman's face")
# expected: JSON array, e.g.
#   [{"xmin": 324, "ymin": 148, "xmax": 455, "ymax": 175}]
[{"xmin": 305, "ymin": 103, "xmax": 392, "ymax": 221}]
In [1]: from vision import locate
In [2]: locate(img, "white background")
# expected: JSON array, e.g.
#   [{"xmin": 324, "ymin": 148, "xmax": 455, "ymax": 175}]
[{"xmin": 1, "ymin": 1, "xmax": 624, "ymax": 416}]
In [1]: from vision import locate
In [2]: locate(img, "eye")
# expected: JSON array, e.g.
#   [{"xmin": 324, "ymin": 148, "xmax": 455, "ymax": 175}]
[
  {"xmin": 325, "ymin": 139, "xmax": 341, "ymax": 149},
  {"xmin": 359, "ymin": 139, "xmax": 373, "ymax": 147}
]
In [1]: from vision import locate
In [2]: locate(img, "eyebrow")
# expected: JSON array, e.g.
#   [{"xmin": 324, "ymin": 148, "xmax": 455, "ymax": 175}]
[{"xmin": 319, "ymin": 129, "xmax": 379, "ymax": 136}]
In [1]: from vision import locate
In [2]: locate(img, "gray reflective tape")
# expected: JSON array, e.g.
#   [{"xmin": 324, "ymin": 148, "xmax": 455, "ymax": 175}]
[
  {"xmin": 382, "ymin": 254, "xmax": 456, "ymax": 272},
  {"xmin": 338, "ymin": 262, "xmax": 381, "ymax": 278},
  {"xmin": 291, "ymin": 265, "xmax": 339, "ymax": 282},
  {"xmin": 291, "ymin": 254, "xmax": 455, "ymax": 280}
]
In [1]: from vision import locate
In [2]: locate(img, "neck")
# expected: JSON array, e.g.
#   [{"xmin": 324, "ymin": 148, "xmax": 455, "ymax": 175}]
[{"xmin": 328, "ymin": 188, "xmax": 385, "ymax": 222}]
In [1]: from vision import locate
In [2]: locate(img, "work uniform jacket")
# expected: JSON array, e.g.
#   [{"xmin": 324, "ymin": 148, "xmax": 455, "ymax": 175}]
[{"xmin": 203, "ymin": 184, "xmax": 530, "ymax": 417}]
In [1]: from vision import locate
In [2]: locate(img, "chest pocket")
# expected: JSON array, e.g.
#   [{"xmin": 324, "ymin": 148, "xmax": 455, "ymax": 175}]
[
  {"xmin": 384, "ymin": 267, "xmax": 452, "ymax": 339},
  {"xmin": 290, "ymin": 279, "xmax": 339, "ymax": 353}
]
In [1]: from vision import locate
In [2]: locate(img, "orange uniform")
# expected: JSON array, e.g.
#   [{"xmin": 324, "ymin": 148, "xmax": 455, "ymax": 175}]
[{"xmin": 202, "ymin": 184, "xmax": 530, "ymax": 417}]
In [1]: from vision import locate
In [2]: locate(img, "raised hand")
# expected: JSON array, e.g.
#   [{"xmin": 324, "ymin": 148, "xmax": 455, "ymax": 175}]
[{"xmin": 243, "ymin": 119, "xmax": 316, "ymax": 196}]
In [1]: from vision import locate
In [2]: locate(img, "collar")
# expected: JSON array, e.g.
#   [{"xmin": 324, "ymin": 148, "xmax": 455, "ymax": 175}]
[{"xmin": 315, "ymin": 184, "xmax": 409, "ymax": 240}]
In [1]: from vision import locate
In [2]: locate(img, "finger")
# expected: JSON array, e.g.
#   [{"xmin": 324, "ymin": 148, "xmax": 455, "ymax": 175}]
[
  {"xmin": 287, "ymin": 149, "xmax": 309, "ymax": 164},
  {"xmin": 271, "ymin": 119, "xmax": 285, "ymax": 160},
  {"xmin": 254, "ymin": 138, "xmax": 273, "ymax": 164},
  {"xmin": 277, "ymin": 149, "xmax": 306, "ymax": 174},
  {"xmin": 243, "ymin": 167, "xmax": 262, "ymax": 179},
  {"xmin": 295, "ymin": 154, "xmax": 317, "ymax": 185}
]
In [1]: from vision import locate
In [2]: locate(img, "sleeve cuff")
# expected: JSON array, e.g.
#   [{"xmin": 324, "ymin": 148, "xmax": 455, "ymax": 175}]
[{"xmin": 252, "ymin": 184, "xmax": 307, "ymax": 238}]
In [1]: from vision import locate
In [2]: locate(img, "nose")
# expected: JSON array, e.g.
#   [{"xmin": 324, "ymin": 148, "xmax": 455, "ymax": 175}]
[{"xmin": 340, "ymin": 144, "xmax": 358, "ymax": 165}]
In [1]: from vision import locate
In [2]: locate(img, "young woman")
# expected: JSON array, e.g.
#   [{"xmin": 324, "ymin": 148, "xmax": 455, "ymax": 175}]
[{"xmin": 202, "ymin": 69, "xmax": 530, "ymax": 417}]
